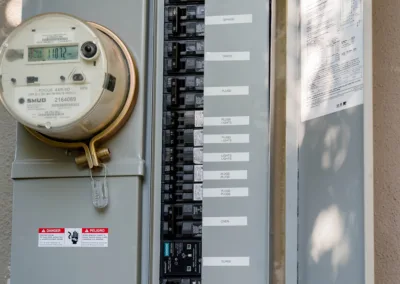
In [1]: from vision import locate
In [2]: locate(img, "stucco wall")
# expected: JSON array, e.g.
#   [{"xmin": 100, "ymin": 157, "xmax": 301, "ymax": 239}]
[
  {"xmin": 373, "ymin": 1, "xmax": 400, "ymax": 283},
  {"xmin": 0, "ymin": 0, "xmax": 18, "ymax": 282}
]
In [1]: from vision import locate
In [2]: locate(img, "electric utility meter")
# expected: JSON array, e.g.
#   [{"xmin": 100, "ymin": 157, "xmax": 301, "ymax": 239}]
[{"xmin": 0, "ymin": 13, "xmax": 131, "ymax": 141}]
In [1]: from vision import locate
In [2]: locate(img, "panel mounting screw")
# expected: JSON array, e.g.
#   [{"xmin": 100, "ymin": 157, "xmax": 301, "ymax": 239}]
[
  {"xmin": 11, "ymin": 78, "xmax": 16, "ymax": 83},
  {"xmin": 60, "ymin": 76, "xmax": 65, "ymax": 81}
]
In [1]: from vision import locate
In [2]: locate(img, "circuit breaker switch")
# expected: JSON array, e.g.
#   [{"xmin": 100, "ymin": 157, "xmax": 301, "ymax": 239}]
[
  {"xmin": 171, "ymin": 43, "xmax": 181, "ymax": 71},
  {"xmin": 170, "ymin": 7, "xmax": 182, "ymax": 35},
  {"xmin": 171, "ymin": 78, "xmax": 180, "ymax": 106}
]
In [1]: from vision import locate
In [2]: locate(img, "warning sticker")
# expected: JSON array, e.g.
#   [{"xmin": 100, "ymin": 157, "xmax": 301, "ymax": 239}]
[
  {"xmin": 38, "ymin": 228, "xmax": 108, "ymax": 248},
  {"xmin": 82, "ymin": 228, "xmax": 109, "ymax": 247},
  {"xmin": 14, "ymin": 84, "xmax": 91, "ymax": 126},
  {"xmin": 38, "ymin": 228, "xmax": 65, "ymax": 247}
]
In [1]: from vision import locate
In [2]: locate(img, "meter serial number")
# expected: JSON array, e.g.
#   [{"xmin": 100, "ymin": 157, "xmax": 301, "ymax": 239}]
[
  {"xmin": 54, "ymin": 97, "xmax": 77, "ymax": 103},
  {"xmin": 39, "ymin": 111, "xmax": 64, "ymax": 117}
]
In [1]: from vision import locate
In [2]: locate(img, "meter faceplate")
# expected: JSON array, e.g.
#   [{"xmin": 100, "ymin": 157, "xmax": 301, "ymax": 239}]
[{"xmin": 0, "ymin": 13, "xmax": 129, "ymax": 141}]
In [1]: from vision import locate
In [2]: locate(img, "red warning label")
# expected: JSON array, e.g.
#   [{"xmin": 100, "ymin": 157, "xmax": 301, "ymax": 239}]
[
  {"xmin": 38, "ymin": 228, "xmax": 65, "ymax": 247},
  {"xmin": 82, "ymin": 228, "xmax": 109, "ymax": 233},
  {"xmin": 38, "ymin": 228, "xmax": 108, "ymax": 248},
  {"xmin": 39, "ymin": 228, "xmax": 65, "ymax": 234},
  {"xmin": 82, "ymin": 228, "xmax": 109, "ymax": 247}
]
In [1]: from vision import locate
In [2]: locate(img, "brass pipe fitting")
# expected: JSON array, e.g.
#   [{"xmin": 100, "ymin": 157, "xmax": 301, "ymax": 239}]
[{"xmin": 75, "ymin": 148, "xmax": 111, "ymax": 167}]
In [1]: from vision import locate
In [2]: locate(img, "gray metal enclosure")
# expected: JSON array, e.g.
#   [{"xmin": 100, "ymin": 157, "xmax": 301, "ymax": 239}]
[
  {"xmin": 202, "ymin": 1, "xmax": 271, "ymax": 283},
  {"xmin": 8, "ymin": 0, "xmax": 373, "ymax": 284},
  {"xmin": 298, "ymin": 107, "xmax": 365, "ymax": 284},
  {"xmin": 13, "ymin": 0, "xmax": 273, "ymax": 283},
  {"xmin": 12, "ymin": 0, "xmax": 149, "ymax": 283},
  {"xmin": 286, "ymin": 0, "xmax": 374, "ymax": 283}
]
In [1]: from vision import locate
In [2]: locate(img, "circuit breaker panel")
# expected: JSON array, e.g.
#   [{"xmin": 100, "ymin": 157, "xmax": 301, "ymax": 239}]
[{"xmin": 160, "ymin": 1, "xmax": 205, "ymax": 284}]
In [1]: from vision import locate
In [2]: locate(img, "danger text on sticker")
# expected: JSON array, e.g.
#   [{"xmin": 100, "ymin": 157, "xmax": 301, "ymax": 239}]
[
  {"xmin": 82, "ymin": 228, "xmax": 108, "ymax": 233},
  {"xmin": 38, "ymin": 228, "xmax": 65, "ymax": 233}
]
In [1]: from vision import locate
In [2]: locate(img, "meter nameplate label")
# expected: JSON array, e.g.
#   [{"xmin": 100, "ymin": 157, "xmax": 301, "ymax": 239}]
[
  {"xmin": 38, "ymin": 228, "xmax": 108, "ymax": 248},
  {"xmin": 14, "ymin": 84, "xmax": 91, "ymax": 125},
  {"xmin": 34, "ymin": 32, "xmax": 74, "ymax": 44}
]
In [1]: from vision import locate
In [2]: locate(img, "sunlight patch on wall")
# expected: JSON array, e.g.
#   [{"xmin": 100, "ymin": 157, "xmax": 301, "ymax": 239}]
[
  {"xmin": 310, "ymin": 205, "xmax": 350, "ymax": 278},
  {"xmin": 5, "ymin": 0, "xmax": 22, "ymax": 27},
  {"xmin": 321, "ymin": 125, "xmax": 350, "ymax": 171}
]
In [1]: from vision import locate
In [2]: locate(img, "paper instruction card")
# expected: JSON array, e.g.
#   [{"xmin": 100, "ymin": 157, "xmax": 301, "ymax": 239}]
[{"xmin": 38, "ymin": 228, "xmax": 109, "ymax": 248}]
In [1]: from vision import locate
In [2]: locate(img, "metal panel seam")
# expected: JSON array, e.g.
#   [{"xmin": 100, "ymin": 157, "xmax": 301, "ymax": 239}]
[
  {"xmin": 269, "ymin": 0, "xmax": 276, "ymax": 282},
  {"xmin": 363, "ymin": 0, "xmax": 374, "ymax": 282},
  {"xmin": 285, "ymin": 0, "xmax": 300, "ymax": 282},
  {"xmin": 150, "ymin": 0, "xmax": 164, "ymax": 283}
]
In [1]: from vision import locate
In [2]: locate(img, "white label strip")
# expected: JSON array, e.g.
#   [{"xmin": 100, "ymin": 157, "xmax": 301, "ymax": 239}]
[
  {"xmin": 195, "ymin": 111, "xmax": 204, "ymax": 127},
  {"xmin": 205, "ymin": 14, "xmax": 253, "ymax": 25},
  {"xmin": 35, "ymin": 32, "xmax": 74, "ymax": 44},
  {"xmin": 204, "ymin": 116, "xmax": 250, "ymax": 126},
  {"xmin": 194, "ymin": 165, "xmax": 203, "ymax": 182},
  {"xmin": 204, "ymin": 86, "xmax": 249, "ymax": 96},
  {"xmin": 203, "ymin": 170, "xmax": 247, "ymax": 180},
  {"xmin": 203, "ymin": 187, "xmax": 249, "ymax": 198},
  {"xmin": 203, "ymin": 217, "xmax": 248, "ymax": 226},
  {"xmin": 205, "ymin": 52, "xmax": 250, "ymax": 61},
  {"xmin": 193, "ymin": 184, "xmax": 203, "ymax": 201},
  {"xmin": 193, "ymin": 129, "xmax": 204, "ymax": 146},
  {"xmin": 203, "ymin": 134, "xmax": 250, "ymax": 144},
  {"xmin": 203, "ymin": 257, "xmax": 250, "ymax": 267},
  {"xmin": 193, "ymin": 148, "xmax": 203, "ymax": 164},
  {"xmin": 203, "ymin": 152, "xmax": 250, "ymax": 162}
]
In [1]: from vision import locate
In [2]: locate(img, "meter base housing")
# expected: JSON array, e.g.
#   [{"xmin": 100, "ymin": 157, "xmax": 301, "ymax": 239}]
[{"xmin": 10, "ymin": 0, "xmax": 148, "ymax": 283}]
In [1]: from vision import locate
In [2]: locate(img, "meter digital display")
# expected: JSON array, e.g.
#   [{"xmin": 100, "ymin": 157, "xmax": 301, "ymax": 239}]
[{"xmin": 28, "ymin": 45, "xmax": 79, "ymax": 62}]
